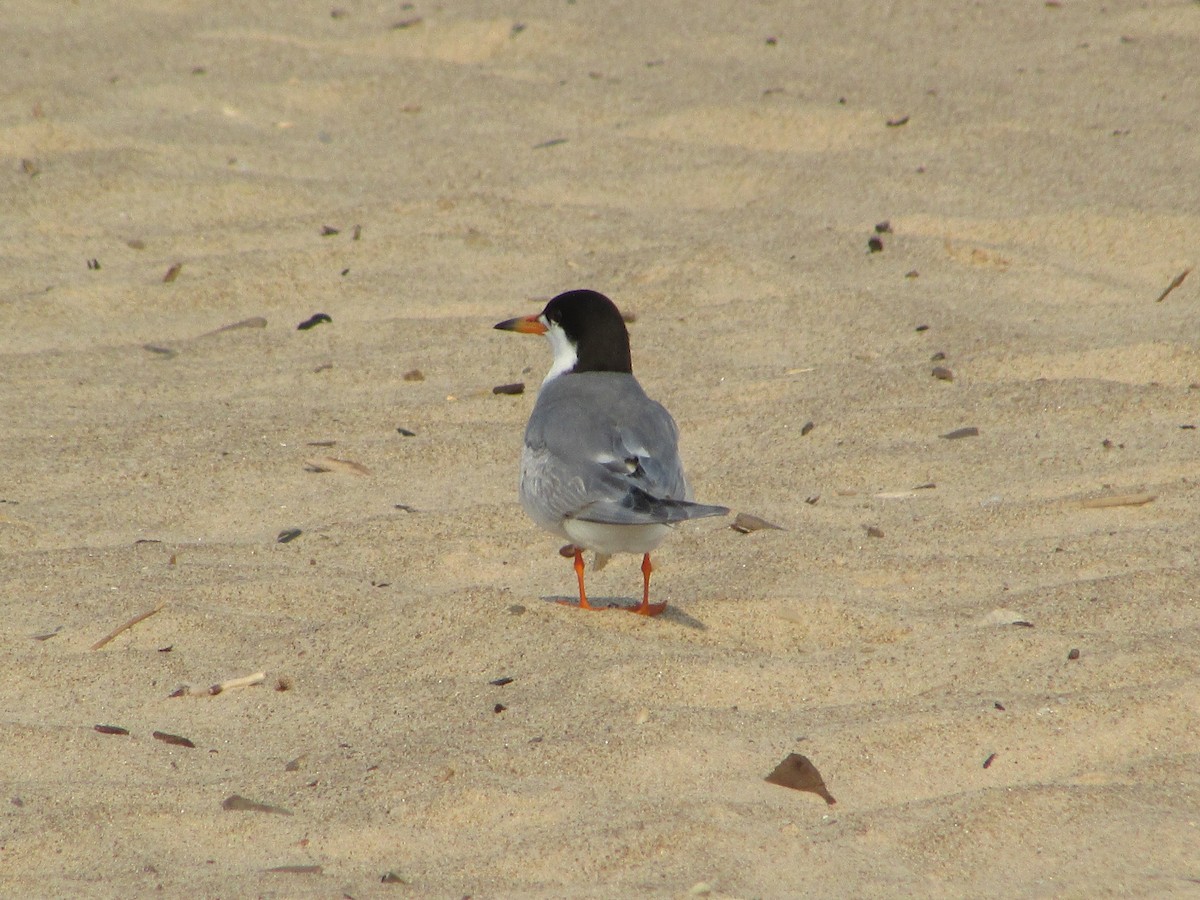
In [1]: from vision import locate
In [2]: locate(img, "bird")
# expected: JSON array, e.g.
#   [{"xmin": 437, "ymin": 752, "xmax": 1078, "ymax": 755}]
[{"xmin": 494, "ymin": 289, "xmax": 729, "ymax": 616}]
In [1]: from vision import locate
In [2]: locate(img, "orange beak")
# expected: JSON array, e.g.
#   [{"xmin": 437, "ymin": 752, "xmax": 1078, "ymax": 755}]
[{"xmin": 494, "ymin": 314, "xmax": 547, "ymax": 335}]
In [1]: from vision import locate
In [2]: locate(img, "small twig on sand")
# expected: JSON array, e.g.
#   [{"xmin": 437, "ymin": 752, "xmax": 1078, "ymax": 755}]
[
  {"xmin": 208, "ymin": 671, "xmax": 266, "ymax": 695},
  {"xmin": 1080, "ymin": 492, "xmax": 1156, "ymax": 509},
  {"xmin": 169, "ymin": 671, "xmax": 266, "ymax": 697},
  {"xmin": 1154, "ymin": 268, "xmax": 1191, "ymax": 302},
  {"xmin": 90, "ymin": 603, "xmax": 165, "ymax": 650}
]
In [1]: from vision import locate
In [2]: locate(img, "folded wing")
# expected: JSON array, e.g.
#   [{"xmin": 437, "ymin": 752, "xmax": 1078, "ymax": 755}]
[{"xmin": 521, "ymin": 373, "xmax": 729, "ymax": 529}]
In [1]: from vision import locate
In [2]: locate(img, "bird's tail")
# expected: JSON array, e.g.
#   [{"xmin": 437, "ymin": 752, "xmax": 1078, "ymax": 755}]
[{"xmin": 653, "ymin": 497, "xmax": 730, "ymax": 523}]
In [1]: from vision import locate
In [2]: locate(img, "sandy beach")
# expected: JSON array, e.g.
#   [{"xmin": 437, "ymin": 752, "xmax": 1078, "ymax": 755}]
[{"xmin": 2, "ymin": 1, "xmax": 1198, "ymax": 896}]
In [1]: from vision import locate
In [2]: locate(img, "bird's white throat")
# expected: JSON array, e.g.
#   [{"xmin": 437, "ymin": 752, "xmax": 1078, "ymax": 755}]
[{"xmin": 541, "ymin": 319, "xmax": 579, "ymax": 383}]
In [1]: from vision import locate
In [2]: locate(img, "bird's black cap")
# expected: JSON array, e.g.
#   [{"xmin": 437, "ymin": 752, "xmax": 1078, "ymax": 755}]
[{"xmin": 541, "ymin": 290, "xmax": 633, "ymax": 375}]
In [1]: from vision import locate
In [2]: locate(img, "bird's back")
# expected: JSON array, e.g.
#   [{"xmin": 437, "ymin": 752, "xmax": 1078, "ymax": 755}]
[{"xmin": 520, "ymin": 372, "xmax": 697, "ymax": 530}]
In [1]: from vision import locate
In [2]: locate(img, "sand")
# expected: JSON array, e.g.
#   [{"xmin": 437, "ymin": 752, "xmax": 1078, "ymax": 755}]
[{"xmin": 2, "ymin": 1, "xmax": 1198, "ymax": 897}]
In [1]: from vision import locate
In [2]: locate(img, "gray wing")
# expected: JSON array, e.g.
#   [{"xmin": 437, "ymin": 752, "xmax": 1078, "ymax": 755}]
[{"xmin": 520, "ymin": 373, "xmax": 728, "ymax": 528}]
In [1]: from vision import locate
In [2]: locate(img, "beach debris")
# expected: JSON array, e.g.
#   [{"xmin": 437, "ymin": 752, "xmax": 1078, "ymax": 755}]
[
  {"xmin": 142, "ymin": 344, "xmax": 177, "ymax": 358},
  {"xmin": 874, "ymin": 489, "xmax": 918, "ymax": 499},
  {"xmin": 91, "ymin": 602, "xmax": 165, "ymax": 650},
  {"xmin": 875, "ymin": 220, "xmax": 893, "ymax": 234},
  {"xmin": 277, "ymin": 528, "xmax": 303, "ymax": 544},
  {"xmin": 391, "ymin": 16, "xmax": 423, "ymax": 29},
  {"xmin": 285, "ymin": 755, "xmax": 304, "ymax": 772},
  {"xmin": 982, "ymin": 608, "xmax": 1033, "ymax": 627},
  {"xmin": 152, "ymin": 730, "xmax": 195, "ymax": 748},
  {"xmin": 944, "ymin": 240, "xmax": 1010, "ymax": 269},
  {"xmin": 865, "ymin": 525, "xmax": 884, "ymax": 538},
  {"xmin": 917, "ymin": 325, "xmax": 931, "ymax": 333},
  {"xmin": 93, "ymin": 724, "xmax": 130, "ymax": 736},
  {"xmin": 381, "ymin": 871, "xmax": 409, "ymax": 884},
  {"xmin": 1068, "ymin": 648, "xmax": 1080, "ymax": 660},
  {"xmin": 1154, "ymin": 268, "xmax": 1191, "ymax": 302},
  {"xmin": 493, "ymin": 382, "xmax": 525, "ymax": 395},
  {"xmin": 209, "ymin": 671, "xmax": 266, "ymax": 695},
  {"xmin": 940, "ymin": 426, "xmax": 979, "ymax": 440},
  {"xmin": 932, "ymin": 366, "xmax": 954, "ymax": 381},
  {"xmin": 765, "ymin": 753, "xmax": 836, "ymax": 804},
  {"xmin": 87, "ymin": 258, "xmax": 101, "ymax": 270},
  {"xmin": 352, "ymin": 224, "xmax": 362, "ymax": 240},
  {"xmin": 403, "ymin": 368, "xmax": 425, "ymax": 382},
  {"xmin": 304, "ymin": 456, "xmax": 371, "ymax": 476},
  {"xmin": 533, "ymin": 137, "xmax": 568, "ymax": 149},
  {"xmin": 207, "ymin": 316, "xmax": 267, "ymax": 336},
  {"xmin": 320, "ymin": 225, "xmax": 339, "ymax": 236},
  {"xmin": 397, "ymin": 426, "xmax": 417, "ymax": 436},
  {"xmin": 222, "ymin": 794, "xmax": 292, "ymax": 815},
  {"xmin": 267, "ymin": 865, "xmax": 322, "ymax": 875},
  {"xmin": 162, "ymin": 262, "xmax": 182, "ymax": 283},
  {"xmin": 169, "ymin": 671, "xmax": 266, "ymax": 698},
  {"xmin": 906, "ymin": 269, "xmax": 920, "ymax": 278},
  {"xmin": 489, "ymin": 676, "xmax": 514, "ymax": 686},
  {"xmin": 21, "ymin": 158, "xmax": 39, "ymax": 176},
  {"xmin": 1079, "ymin": 492, "xmax": 1155, "ymax": 509},
  {"xmin": 867, "ymin": 235, "xmax": 884, "ymax": 253},
  {"xmin": 983, "ymin": 753, "xmax": 997, "ymax": 769},
  {"xmin": 800, "ymin": 421, "xmax": 815, "ymax": 436},
  {"xmin": 297, "ymin": 312, "xmax": 332, "ymax": 330},
  {"xmin": 731, "ymin": 512, "xmax": 784, "ymax": 534},
  {"xmin": 886, "ymin": 114, "xmax": 910, "ymax": 127},
  {"xmin": 31, "ymin": 627, "xmax": 61, "ymax": 641},
  {"xmin": 804, "ymin": 494, "xmax": 820, "ymax": 505},
  {"xmin": 493, "ymin": 703, "xmax": 507, "ymax": 714},
  {"xmin": 994, "ymin": 701, "xmax": 1006, "ymax": 711},
  {"xmin": 275, "ymin": 676, "xmax": 292, "ymax": 691}
]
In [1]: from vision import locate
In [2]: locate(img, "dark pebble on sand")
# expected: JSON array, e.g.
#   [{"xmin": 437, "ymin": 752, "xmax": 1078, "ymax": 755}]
[{"xmin": 297, "ymin": 313, "xmax": 332, "ymax": 330}]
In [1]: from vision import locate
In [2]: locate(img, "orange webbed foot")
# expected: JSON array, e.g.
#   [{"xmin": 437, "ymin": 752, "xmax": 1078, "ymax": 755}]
[
  {"xmin": 626, "ymin": 600, "xmax": 667, "ymax": 617},
  {"xmin": 556, "ymin": 597, "xmax": 606, "ymax": 611}
]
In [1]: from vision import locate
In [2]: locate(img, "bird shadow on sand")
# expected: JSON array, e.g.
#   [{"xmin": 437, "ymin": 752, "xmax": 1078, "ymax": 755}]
[{"xmin": 539, "ymin": 596, "xmax": 708, "ymax": 630}]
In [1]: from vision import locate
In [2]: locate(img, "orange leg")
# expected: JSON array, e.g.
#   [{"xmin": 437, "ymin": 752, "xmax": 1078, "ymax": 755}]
[
  {"xmin": 629, "ymin": 553, "xmax": 667, "ymax": 616},
  {"xmin": 573, "ymin": 547, "xmax": 596, "ymax": 610}
]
